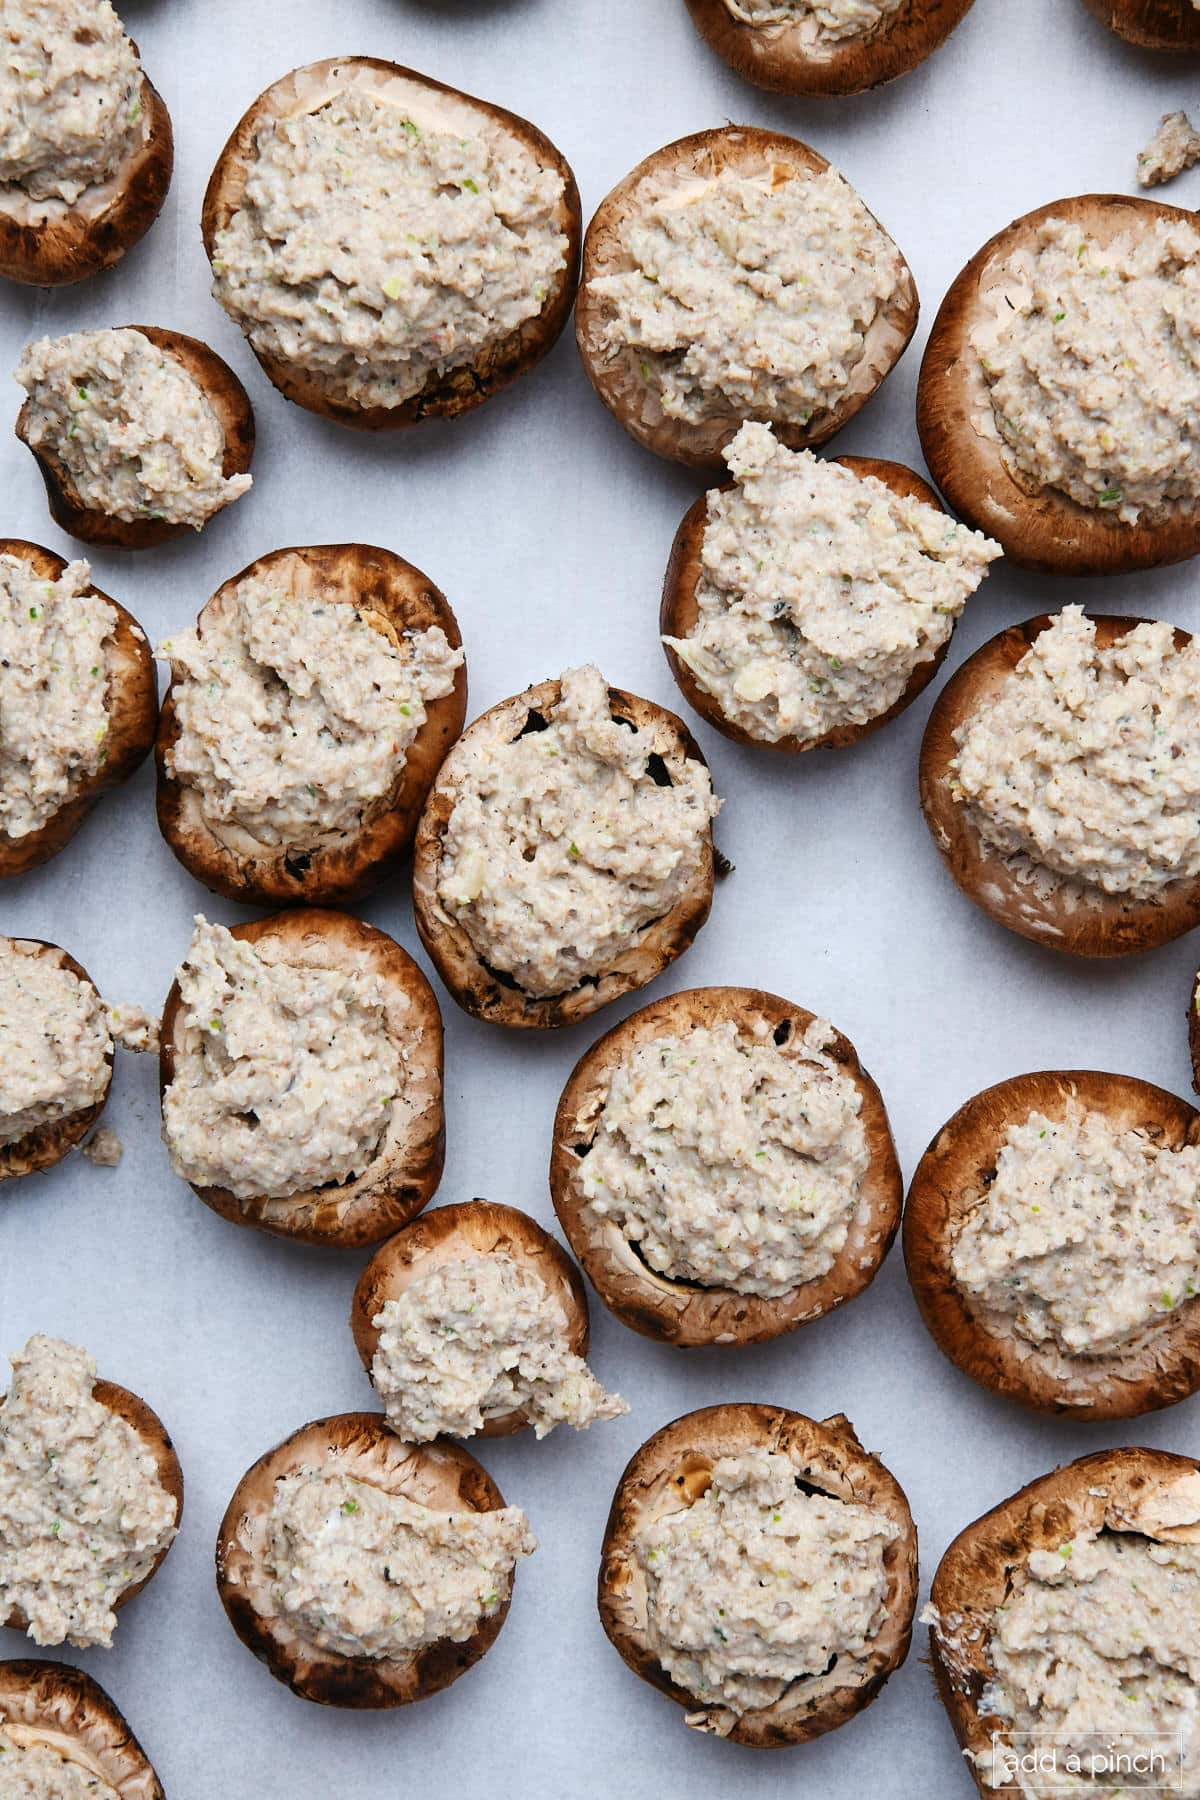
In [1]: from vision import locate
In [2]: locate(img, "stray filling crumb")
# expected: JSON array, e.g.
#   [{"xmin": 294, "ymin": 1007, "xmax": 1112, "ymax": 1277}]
[
  {"xmin": 664, "ymin": 422, "xmax": 1000, "ymax": 743},
  {"xmin": 950, "ymin": 607, "xmax": 1200, "ymax": 900},
  {"xmin": 723, "ymin": 0, "xmax": 904, "ymax": 42},
  {"xmin": 0, "ymin": 1731, "xmax": 120, "ymax": 1800},
  {"xmin": 634, "ymin": 1448, "xmax": 896, "ymax": 1714},
  {"xmin": 437, "ymin": 664, "xmax": 719, "ymax": 998},
  {"xmin": 1137, "ymin": 112, "xmax": 1200, "ymax": 190},
  {"xmin": 0, "ymin": 1336, "xmax": 177, "ymax": 1649},
  {"xmin": 370, "ymin": 1252, "xmax": 627, "ymax": 1441},
  {"xmin": 81, "ymin": 1125, "xmax": 123, "ymax": 1167},
  {"xmin": 0, "ymin": 942, "xmax": 109, "ymax": 1147},
  {"xmin": 0, "ymin": 0, "xmax": 142, "ymax": 205}
]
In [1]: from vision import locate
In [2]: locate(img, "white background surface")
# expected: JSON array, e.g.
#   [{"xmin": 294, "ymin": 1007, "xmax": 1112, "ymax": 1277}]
[{"xmin": 3, "ymin": 1, "xmax": 1200, "ymax": 1794}]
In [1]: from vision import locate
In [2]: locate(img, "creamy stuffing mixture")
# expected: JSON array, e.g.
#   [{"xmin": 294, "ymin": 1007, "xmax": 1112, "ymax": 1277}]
[
  {"xmin": 723, "ymin": 0, "xmax": 904, "ymax": 42},
  {"xmin": 159, "ymin": 579, "xmax": 461, "ymax": 845},
  {"xmin": 212, "ymin": 86, "xmax": 567, "ymax": 410},
  {"xmin": 1138, "ymin": 112, "xmax": 1200, "ymax": 189},
  {"xmin": 634, "ymin": 1449, "xmax": 896, "ymax": 1714},
  {"xmin": 0, "ymin": 1732, "xmax": 120, "ymax": 1800},
  {"xmin": 162, "ymin": 917, "xmax": 402, "ymax": 1200},
  {"xmin": 0, "ymin": 943, "xmax": 109, "ymax": 1148},
  {"xmin": 952, "ymin": 1103, "xmax": 1200, "ymax": 1357},
  {"xmin": 438, "ymin": 665, "xmax": 719, "ymax": 998},
  {"xmin": 0, "ymin": 0, "xmax": 142, "ymax": 205},
  {"xmin": 0, "ymin": 1336, "xmax": 177, "ymax": 1649},
  {"xmin": 370, "ymin": 1253, "xmax": 627, "ymax": 1441},
  {"xmin": 81, "ymin": 1126, "xmax": 122, "ymax": 1167},
  {"xmin": 258, "ymin": 1469, "xmax": 535, "ymax": 1661},
  {"xmin": 980, "ymin": 217, "xmax": 1200, "ymax": 521},
  {"xmin": 665, "ymin": 423, "xmax": 1001, "ymax": 743},
  {"xmin": 580, "ymin": 1017, "xmax": 868, "ymax": 1298},
  {"xmin": 589, "ymin": 164, "xmax": 903, "ymax": 428},
  {"xmin": 0, "ymin": 555, "xmax": 116, "ymax": 841},
  {"xmin": 16, "ymin": 330, "xmax": 251, "ymax": 531},
  {"xmin": 951, "ymin": 608, "xmax": 1200, "ymax": 900}
]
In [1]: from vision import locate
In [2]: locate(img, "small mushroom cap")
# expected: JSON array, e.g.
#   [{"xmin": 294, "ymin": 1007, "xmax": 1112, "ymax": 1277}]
[
  {"xmin": 0, "ymin": 1659, "xmax": 164, "ymax": 1798},
  {"xmin": 661, "ymin": 455, "xmax": 958, "ymax": 752},
  {"xmin": 919, "ymin": 612, "xmax": 1200, "ymax": 956},
  {"xmin": 0, "ymin": 940, "xmax": 113, "ymax": 1182},
  {"xmin": 0, "ymin": 542, "xmax": 156, "ymax": 881},
  {"xmin": 575, "ymin": 126, "xmax": 917, "ymax": 471},
  {"xmin": 599, "ymin": 1403, "xmax": 917, "ymax": 1747},
  {"xmin": 412, "ymin": 677, "xmax": 716, "ymax": 1030},
  {"xmin": 158, "ymin": 908, "xmax": 444, "ymax": 1246},
  {"xmin": 155, "ymin": 542, "xmax": 466, "ymax": 907},
  {"xmin": 201, "ymin": 57, "xmax": 581, "ymax": 431},
  {"xmin": 215, "ymin": 1413, "xmax": 518, "ymax": 1708},
  {"xmin": 683, "ymin": 0, "xmax": 978, "ymax": 95},
  {"xmin": 1080, "ymin": 0, "xmax": 1200, "ymax": 47},
  {"xmin": 351, "ymin": 1199, "xmax": 590, "ymax": 1437},
  {"xmin": 904, "ymin": 1068, "xmax": 1200, "ymax": 1418},
  {"xmin": 927, "ymin": 1445, "xmax": 1200, "ymax": 1795},
  {"xmin": 917, "ymin": 193, "xmax": 1200, "ymax": 574},
  {"xmin": 552, "ymin": 985, "xmax": 901, "ymax": 1347}
]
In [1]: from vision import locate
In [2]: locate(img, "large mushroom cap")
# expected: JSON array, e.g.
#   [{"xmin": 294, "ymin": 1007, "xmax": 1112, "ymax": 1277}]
[
  {"xmin": 599, "ymin": 1403, "xmax": 917, "ymax": 1746},
  {"xmin": 0, "ymin": 1659, "xmax": 164, "ymax": 1797},
  {"xmin": 202, "ymin": 57, "xmax": 580, "ymax": 431},
  {"xmin": 1080, "ymin": 0, "xmax": 1200, "ymax": 47},
  {"xmin": 155, "ymin": 543, "xmax": 466, "ymax": 907},
  {"xmin": 0, "ymin": 939, "xmax": 113, "ymax": 1182},
  {"xmin": 683, "ymin": 0, "xmax": 978, "ymax": 95},
  {"xmin": 551, "ymin": 986, "xmax": 901, "ymax": 1346}
]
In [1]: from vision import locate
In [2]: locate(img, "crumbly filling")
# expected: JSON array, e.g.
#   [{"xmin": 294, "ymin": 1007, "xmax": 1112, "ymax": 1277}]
[
  {"xmin": 0, "ymin": 1731, "xmax": 120, "ymax": 1800},
  {"xmin": 81, "ymin": 1126, "xmax": 122, "ymax": 1167},
  {"xmin": 370, "ymin": 1253, "xmax": 627, "ymax": 1441},
  {"xmin": 587, "ymin": 164, "xmax": 903, "ymax": 427},
  {"xmin": 1137, "ymin": 112, "xmax": 1200, "ymax": 189},
  {"xmin": 0, "ymin": 554, "xmax": 116, "ymax": 841},
  {"xmin": 634, "ymin": 1448, "xmax": 896, "ymax": 1714},
  {"xmin": 159, "ymin": 580, "xmax": 462, "ymax": 845},
  {"xmin": 0, "ymin": 1336, "xmax": 177, "ymax": 1649},
  {"xmin": 950, "ymin": 607, "xmax": 1200, "ymax": 900},
  {"xmin": 723, "ymin": 0, "xmax": 904, "ymax": 42},
  {"xmin": 258, "ymin": 1468, "xmax": 535, "ymax": 1661},
  {"xmin": 161, "ymin": 917, "xmax": 401, "ymax": 1200},
  {"xmin": 979, "ymin": 217, "xmax": 1200, "ymax": 521},
  {"xmin": 0, "ymin": 0, "xmax": 142, "ymax": 205},
  {"xmin": 664, "ymin": 423, "xmax": 1001, "ymax": 743},
  {"xmin": 0, "ymin": 942, "xmax": 109, "ymax": 1147},
  {"xmin": 579, "ymin": 1017, "xmax": 868, "ymax": 1298},
  {"xmin": 211, "ymin": 85, "xmax": 568, "ymax": 410},
  {"xmin": 15, "ymin": 329, "xmax": 252, "ymax": 531},
  {"xmin": 437, "ymin": 664, "xmax": 719, "ymax": 998}
]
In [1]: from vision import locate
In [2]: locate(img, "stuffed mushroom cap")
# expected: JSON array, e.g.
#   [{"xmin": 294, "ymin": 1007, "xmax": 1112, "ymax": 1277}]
[
  {"xmin": 599, "ymin": 1403, "xmax": 917, "ymax": 1746},
  {"xmin": 0, "ymin": 1660, "xmax": 164, "ymax": 1798},
  {"xmin": 683, "ymin": 0, "xmax": 978, "ymax": 95},
  {"xmin": 0, "ymin": 940, "xmax": 113, "ymax": 1182},
  {"xmin": 1080, "ymin": 0, "xmax": 1200, "ymax": 47}
]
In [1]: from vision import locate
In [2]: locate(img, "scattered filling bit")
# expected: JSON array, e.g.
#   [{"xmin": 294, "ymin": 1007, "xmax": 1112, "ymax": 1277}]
[
  {"xmin": 211, "ymin": 86, "xmax": 568, "ymax": 410},
  {"xmin": 0, "ymin": 1335, "xmax": 178, "ymax": 1649},
  {"xmin": 158, "ymin": 581, "xmax": 462, "ymax": 846},
  {"xmin": 15, "ymin": 329, "xmax": 252, "ymax": 532},
  {"xmin": 979, "ymin": 216, "xmax": 1200, "ymax": 521},
  {"xmin": 1137, "ymin": 111, "xmax": 1200, "ymax": 189},
  {"xmin": 579, "ymin": 1017, "xmax": 868, "ymax": 1298},
  {"xmin": 664, "ymin": 423, "xmax": 1001, "ymax": 744},
  {"xmin": 258, "ymin": 1468, "xmax": 535, "ymax": 1661},
  {"xmin": 723, "ymin": 0, "xmax": 904, "ymax": 42},
  {"xmin": 0, "ymin": 0, "xmax": 142, "ymax": 205},
  {"xmin": 0, "ymin": 554, "xmax": 116, "ymax": 841},
  {"xmin": 0, "ymin": 1731, "xmax": 121, "ymax": 1800},
  {"xmin": 437, "ymin": 664, "xmax": 720, "ymax": 998},
  {"xmin": 950, "ymin": 607, "xmax": 1200, "ymax": 900},
  {"xmin": 588, "ymin": 163, "xmax": 903, "ymax": 428},
  {"xmin": 106, "ymin": 1003, "xmax": 157, "ymax": 1055},
  {"xmin": 634, "ymin": 1448, "xmax": 896, "ymax": 1714},
  {"xmin": 80, "ymin": 1126, "xmax": 122, "ymax": 1167},
  {"xmin": 952, "ymin": 1103, "xmax": 1200, "ymax": 1357},
  {"xmin": 0, "ymin": 942, "xmax": 109, "ymax": 1147},
  {"xmin": 370, "ymin": 1252, "xmax": 628, "ymax": 1441},
  {"xmin": 161, "ymin": 917, "xmax": 402, "ymax": 1201}
]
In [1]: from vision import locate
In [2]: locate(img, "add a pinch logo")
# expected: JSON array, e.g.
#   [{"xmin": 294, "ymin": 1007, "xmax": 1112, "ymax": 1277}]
[{"xmin": 991, "ymin": 1731, "xmax": 1186, "ymax": 1792}]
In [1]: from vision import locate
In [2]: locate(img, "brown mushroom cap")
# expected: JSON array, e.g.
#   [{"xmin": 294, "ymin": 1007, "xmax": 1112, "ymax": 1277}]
[
  {"xmin": 412, "ymin": 677, "xmax": 716, "ymax": 1030},
  {"xmin": 683, "ymin": 0, "xmax": 977, "ymax": 95},
  {"xmin": 1080, "ymin": 0, "xmax": 1200, "ymax": 47},
  {"xmin": 155, "ymin": 544, "xmax": 466, "ymax": 907},
  {"xmin": 157, "ymin": 908, "xmax": 444, "ymax": 1247},
  {"xmin": 201, "ymin": 57, "xmax": 581, "ymax": 431},
  {"xmin": 918, "ymin": 193, "xmax": 1200, "ymax": 574},
  {"xmin": 1189, "ymin": 971, "xmax": 1200, "ymax": 1095},
  {"xmin": 0, "ymin": 543, "xmax": 156, "ymax": 881},
  {"xmin": 904, "ymin": 1069, "xmax": 1200, "ymax": 1419},
  {"xmin": 0, "ymin": 64, "xmax": 172, "ymax": 287},
  {"xmin": 661, "ymin": 455, "xmax": 962, "ymax": 752},
  {"xmin": 927, "ymin": 1445, "xmax": 1200, "ymax": 1796},
  {"xmin": 216, "ymin": 1413, "xmax": 520, "ymax": 1708},
  {"xmin": 16, "ymin": 327, "xmax": 255, "ymax": 551},
  {"xmin": 920, "ymin": 612, "xmax": 1200, "ymax": 956},
  {"xmin": 599, "ymin": 1403, "xmax": 917, "ymax": 1747},
  {"xmin": 0, "ymin": 940, "xmax": 113, "ymax": 1182},
  {"xmin": 0, "ymin": 1660, "xmax": 164, "ymax": 1798},
  {"xmin": 552, "ymin": 986, "xmax": 901, "ymax": 1348},
  {"xmin": 575, "ymin": 127, "xmax": 917, "ymax": 472}
]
